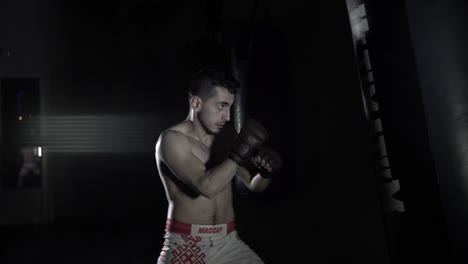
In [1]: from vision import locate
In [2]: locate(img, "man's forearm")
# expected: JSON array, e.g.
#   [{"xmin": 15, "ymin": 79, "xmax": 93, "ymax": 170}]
[
  {"xmin": 249, "ymin": 174, "xmax": 271, "ymax": 192},
  {"xmin": 199, "ymin": 158, "xmax": 239, "ymax": 198},
  {"xmin": 235, "ymin": 165, "xmax": 271, "ymax": 192}
]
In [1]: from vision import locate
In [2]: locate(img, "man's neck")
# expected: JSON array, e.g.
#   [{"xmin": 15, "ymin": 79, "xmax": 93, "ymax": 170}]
[{"xmin": 185, "ymin": 114, "xmax": 213, "ymax": 145}]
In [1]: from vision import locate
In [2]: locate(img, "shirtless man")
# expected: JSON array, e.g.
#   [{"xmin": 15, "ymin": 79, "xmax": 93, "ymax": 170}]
[{"xmin": 155, "ymin": 68, "xmax": 282, "ymax": 263}]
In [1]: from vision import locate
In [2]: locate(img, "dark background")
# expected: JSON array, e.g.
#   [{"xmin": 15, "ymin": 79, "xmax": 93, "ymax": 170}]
[
  {"xmin": 3, "ymin": 0, "xmax": 468, "ymax": 263},
  {"xmin": 0, "ymin": 1, "xmax": 310, "ymax": 263}
]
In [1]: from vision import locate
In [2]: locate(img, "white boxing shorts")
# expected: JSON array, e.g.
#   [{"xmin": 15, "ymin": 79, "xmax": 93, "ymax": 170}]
[{"xmin": 157, "ymin": 220, "xmax": 264, "ymax": 264}]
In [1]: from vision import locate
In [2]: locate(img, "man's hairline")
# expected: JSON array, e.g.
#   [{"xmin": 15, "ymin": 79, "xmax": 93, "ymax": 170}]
[{"xmin": 190, "ymin": 85, "xmax": 235, "ymax": 101}]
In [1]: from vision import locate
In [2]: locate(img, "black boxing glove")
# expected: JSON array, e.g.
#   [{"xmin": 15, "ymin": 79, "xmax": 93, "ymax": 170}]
[
  {"xmin": 252, "ymin": 145, "xmax": 283, "ymax": 179},
  {"xmin": 228, "ymin": 119, "xmax": 269, "ymax": 166},
  {"xmin": 206, "ymin": 123, "xmax": 238, "ymax": 169}
]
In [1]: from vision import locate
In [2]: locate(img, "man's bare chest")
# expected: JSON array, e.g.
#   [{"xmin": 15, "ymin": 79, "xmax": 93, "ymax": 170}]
[{"xmin": 188, "ymin": 138, "xmax": 211, "ymax": 165}]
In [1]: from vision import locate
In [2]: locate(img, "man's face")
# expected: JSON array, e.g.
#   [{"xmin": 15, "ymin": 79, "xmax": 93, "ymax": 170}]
[{"xmin": 198, "ymin": 86, "xmax": 235, "ymax": 135}]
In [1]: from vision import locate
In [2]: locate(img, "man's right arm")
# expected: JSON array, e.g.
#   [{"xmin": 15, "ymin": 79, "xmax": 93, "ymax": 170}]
[{"xmin": 156, "ymin": 130, "xmax": 239, "ymax": 199}]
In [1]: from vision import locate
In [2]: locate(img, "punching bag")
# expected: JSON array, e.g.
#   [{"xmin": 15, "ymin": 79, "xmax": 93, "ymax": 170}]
[{"xmin": 404, "ymin": 0, "xmax": 468, "ymax": 263}]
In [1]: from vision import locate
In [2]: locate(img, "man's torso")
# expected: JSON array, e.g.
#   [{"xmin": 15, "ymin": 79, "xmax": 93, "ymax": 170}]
[{"xmin": 157, "ymin": 121, "xmax": 235, "ymax": 225}]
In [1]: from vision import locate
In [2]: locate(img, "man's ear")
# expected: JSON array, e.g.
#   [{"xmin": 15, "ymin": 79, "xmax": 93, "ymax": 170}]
[{"xmin": 190, "ymin": 96, "xmax": 203, "ymax": 111}]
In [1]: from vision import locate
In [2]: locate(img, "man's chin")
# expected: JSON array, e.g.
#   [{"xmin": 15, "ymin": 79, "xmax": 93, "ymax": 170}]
[{"xmin": 209, "ymin": 127, "xmax": 223, "ymax": 135}]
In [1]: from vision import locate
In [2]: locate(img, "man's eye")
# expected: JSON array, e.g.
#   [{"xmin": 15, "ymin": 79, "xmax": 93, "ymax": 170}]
[{"xmin": 218, "ymin": 105, "xmax": 225, "ymax": 109}]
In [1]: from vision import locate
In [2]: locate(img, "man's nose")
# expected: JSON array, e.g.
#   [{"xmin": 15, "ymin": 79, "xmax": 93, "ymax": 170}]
[{"xmin": 224, "ymin": 110, "xmax": 231, "ymax": 121}]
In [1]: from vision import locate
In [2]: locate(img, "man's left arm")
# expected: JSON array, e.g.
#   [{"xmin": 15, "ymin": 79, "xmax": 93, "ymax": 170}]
[{"xmin": 236, "ymin": 165, "xmax": 271, "ymax": 192}]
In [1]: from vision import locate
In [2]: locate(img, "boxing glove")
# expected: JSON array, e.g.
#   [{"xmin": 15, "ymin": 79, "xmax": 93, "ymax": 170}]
[
  {"xmin": 228, "ymin": 119, "xmax": 269, "ymax": 166},
  {"xmin": 253, "ymin": 145, "xmax": 283, "ymax": 179}
]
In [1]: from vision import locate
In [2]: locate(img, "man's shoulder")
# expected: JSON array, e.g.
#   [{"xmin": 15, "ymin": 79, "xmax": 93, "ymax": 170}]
[
  {"xmin": 157, "ymin": 121, "xmax": 187, "ymax": 139},
  {"xmin": 159, "ymin": 120, "xmax": 194, "ymax": 144},
  {"xmin": 158, "ymin": 128, "xmax": 188, "ymax": 145},
  {"xmin": 156, "ymin": 121, "xmax": 196, "ymax": 152},
  {"xmin": 155, "ymin": 125, "xmax": 193, "ymax": 164}
]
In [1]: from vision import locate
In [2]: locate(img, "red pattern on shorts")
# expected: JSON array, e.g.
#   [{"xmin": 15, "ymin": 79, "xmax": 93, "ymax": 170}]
[{"xmin": 170, "ymin": 235, "xmax": 206, "ymax": 264}]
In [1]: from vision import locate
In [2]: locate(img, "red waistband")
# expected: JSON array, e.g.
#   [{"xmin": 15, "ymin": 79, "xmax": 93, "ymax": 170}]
[{"xmin": 165, "ymin": 219, "xmax": 236, "ymax": 235}]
